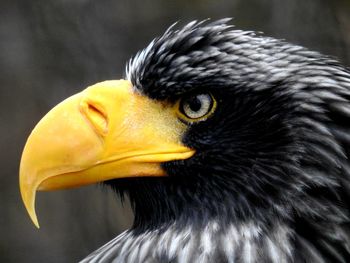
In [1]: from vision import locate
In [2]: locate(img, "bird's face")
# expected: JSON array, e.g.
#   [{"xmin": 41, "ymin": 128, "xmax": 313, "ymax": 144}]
[{"xmin": 20, "ymin": 20, "xmax": 321, "ymax": 228}]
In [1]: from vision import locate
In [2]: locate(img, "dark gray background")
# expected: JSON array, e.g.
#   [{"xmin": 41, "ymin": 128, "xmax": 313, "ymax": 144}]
[{"xmin": 1, "ymin": 0, "xmax": 350, "ymax": 262}]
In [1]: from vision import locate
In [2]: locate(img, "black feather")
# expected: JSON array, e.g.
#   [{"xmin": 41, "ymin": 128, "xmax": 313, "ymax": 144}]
[{"xmin": 96, "ymin": 19, "xmax": 350, "ymax": 262}]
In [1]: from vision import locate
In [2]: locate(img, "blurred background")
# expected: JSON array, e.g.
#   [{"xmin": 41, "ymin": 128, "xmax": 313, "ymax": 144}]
[{"xmin": 1, "ymin": 0, "xmax": 350, "ymax": 262}]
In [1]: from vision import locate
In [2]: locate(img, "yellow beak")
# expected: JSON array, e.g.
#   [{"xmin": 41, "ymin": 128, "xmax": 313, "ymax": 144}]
[{"xmin": 20, "ymin": 80, "xmax": 194, "ymax": 228}]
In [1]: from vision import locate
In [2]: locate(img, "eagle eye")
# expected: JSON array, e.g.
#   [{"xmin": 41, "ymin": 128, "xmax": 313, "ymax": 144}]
[{"xmin": 177, "ymin": 93, "xmax": 216, "ymax": 122}]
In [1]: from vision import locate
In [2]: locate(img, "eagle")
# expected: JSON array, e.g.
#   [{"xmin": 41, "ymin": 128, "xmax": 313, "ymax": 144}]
[{"xmin": 20, "ymin": 19, "xmax": 350, "ymax": 262}]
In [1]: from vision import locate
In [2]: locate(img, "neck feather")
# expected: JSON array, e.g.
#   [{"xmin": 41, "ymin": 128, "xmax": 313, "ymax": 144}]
[{"xmin": 82, "ymin": 220, "xmax": 294, "ymax": 263}]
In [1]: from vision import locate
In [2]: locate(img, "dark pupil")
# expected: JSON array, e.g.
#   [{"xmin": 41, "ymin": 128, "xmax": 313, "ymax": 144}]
[{"xmin": 187, "ymin": 96, "xmax": 202, "ymax": 112}]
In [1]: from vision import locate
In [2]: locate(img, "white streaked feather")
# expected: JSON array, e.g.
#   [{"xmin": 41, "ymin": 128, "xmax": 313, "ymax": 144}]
[
  {"xmin": 81, "ymin": 221, "xmax": 294, "ymax": 263},
  {"xmin": 177, "ymin": 228, "xmax": 195, "ymax": 263},
  {"xmin": 266, "ymin": 238, "xmax": 282, "ymax": 263},
  {"xmin": 125, "ymin": 40, "xmax": 155, "ymax": 82},
  {"xmin": 137, "ymin": 233, "xmax": 155, "ymax": 262},
  {"xmin": 221, "ymin": 224, "xmax": 239, "ymax": 263}
]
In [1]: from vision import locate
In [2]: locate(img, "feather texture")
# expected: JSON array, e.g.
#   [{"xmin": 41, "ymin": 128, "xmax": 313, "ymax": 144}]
[{"xmin": 85, "ymin": 19, "xmax": 350, "ymax": 262}]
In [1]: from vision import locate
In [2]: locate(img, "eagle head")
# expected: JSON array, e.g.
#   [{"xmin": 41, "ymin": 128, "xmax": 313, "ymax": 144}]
[{"xmin": 20, "ymin": 19, "xmax": 350, "ymax": 262}]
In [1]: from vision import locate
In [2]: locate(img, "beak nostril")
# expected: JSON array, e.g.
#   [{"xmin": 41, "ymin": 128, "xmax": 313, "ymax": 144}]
[{"xmin": 80, "ymin": 100, "xmax": 108, "ymax": 136}]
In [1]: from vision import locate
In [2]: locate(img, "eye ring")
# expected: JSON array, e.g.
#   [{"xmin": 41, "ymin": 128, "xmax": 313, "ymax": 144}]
[{"xmin": 176, "ymin": 93, "xmax": 217, "ymax": 122}]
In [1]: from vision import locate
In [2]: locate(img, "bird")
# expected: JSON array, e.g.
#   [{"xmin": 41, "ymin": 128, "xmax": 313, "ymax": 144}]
[{"xmin": 19, "ymin": 19, "xmax": 350, "ymax": 262}]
